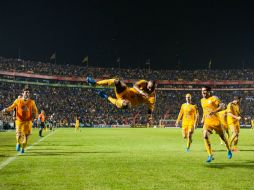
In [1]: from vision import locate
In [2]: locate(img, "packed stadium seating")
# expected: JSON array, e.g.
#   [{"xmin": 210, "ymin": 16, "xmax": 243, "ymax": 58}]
[{"xmin": 0, "ymin": 57, "xmax": 254, "ymax": 127}]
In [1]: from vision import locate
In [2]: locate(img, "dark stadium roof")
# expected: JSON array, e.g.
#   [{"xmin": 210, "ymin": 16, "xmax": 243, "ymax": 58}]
[{"xmin": 0, "ymin": 0, "xmax": 254, "ymax": 70}]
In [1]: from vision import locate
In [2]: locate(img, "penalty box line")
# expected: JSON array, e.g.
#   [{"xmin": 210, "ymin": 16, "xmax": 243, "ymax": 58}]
[{"xmin": 0, "ymin": 130, "xmax": 56, "ymax": 170}]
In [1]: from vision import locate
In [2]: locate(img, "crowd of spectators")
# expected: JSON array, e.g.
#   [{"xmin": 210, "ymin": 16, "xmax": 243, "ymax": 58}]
[
  {"xmin": 1, "ymin": 57, "xmax": 254, "ymax": 81},
  {"xmin": 1, "ymin": 57, "xmax": 254, "ymax": 127},
  {"xmin": 1, "ymin": 82, "xmax": 254, "ymax": 127}
]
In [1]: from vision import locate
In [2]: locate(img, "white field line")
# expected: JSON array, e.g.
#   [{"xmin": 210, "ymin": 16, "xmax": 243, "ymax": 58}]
[{"xmin": 0, "ymin": 131, "xmax": 56, "ymax": 170}]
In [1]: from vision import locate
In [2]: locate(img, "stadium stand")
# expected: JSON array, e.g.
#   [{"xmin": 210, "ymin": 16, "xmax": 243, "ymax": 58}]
[{"xmin": 0, "ymin": 57, "xmax": 254, "ymax": 127}]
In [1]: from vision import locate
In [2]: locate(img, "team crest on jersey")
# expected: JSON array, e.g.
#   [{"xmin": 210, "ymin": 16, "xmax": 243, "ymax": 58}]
[{"xmin": 22, "ymin": 105, "xmax": 28, "ymax": 111}]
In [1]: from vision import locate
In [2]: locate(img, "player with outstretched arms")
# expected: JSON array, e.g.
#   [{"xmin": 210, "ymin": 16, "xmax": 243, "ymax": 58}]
[{"xmin": 86, "ymin": 77, "xmax": 156, "ymax": 126}]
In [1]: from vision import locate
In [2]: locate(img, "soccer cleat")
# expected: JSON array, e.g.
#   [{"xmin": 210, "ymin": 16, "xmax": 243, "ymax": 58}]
[
  {"xmin": 186, "ymin": 148, "xmax": 190, "ymax": 152},
  {"xmin": 16, "ymin": 144, "xmax": 21, "ymax": 151},
  {"xmin": 206, "ymin": 155, "xmax": 214, "ymax": 163},
  {"xmin": 21, "ymin": 148, "xmax": 25, "ymax": 154},
  {"xmin": 227, "ymin": 150, "xmax": 232, "ymax": 159},
  {"xmin": 98, "ymin": 91, "xmax": 108, "ymax": 99},
  {"xmin": 86, "ymin": 76, "xmax": 96, "ymax": 86}
]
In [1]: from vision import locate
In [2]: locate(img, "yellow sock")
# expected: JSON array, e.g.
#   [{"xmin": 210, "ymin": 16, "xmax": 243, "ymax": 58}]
[
  {"xmin": 229, "ymin": 134, "xmax": 236, "ymax": 148},
  {"xmin": 204, "ymin": 138, "xmax": 212, "ymax": 156},
  {"xmin": 233, "ymin": 138, "xmax": 238, "ymax": 147},
  {"xmin": 187, "ymin": 137, "xmax": 192, "ymax": 149},
  {"xmin": 16, "ymin": 133, "xmax": 20, "ymax": 144},
  {"xmin": 219, "ymin": 134, "xmax": 230, "ymax": 150},
  {"xmin": 108, "ymin": 97, "xmax": 123, "ymax": 108},
  {"xmin": 96, "ymin": 79, "xmax": 115, "ymax": 86},
  {"xmin": 21, "ymin": 134, "xmax": 27, "ymax": 149}
]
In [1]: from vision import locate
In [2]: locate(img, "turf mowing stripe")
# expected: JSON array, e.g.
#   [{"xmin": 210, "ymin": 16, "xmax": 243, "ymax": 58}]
[{"xmin": 0, "ymin": 131, "xmax": 56, "ymax": 170}]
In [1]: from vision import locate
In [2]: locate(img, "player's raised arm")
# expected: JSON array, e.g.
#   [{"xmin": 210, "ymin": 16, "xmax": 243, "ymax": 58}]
[{"xmin": 2, "ymin": 99, "xmax": 18, "ymax": 113}]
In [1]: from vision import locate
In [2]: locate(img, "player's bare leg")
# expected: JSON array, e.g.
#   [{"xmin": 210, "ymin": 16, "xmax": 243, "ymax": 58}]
[
  {"xmin": 203, "ymin": 130, "xmax": 214, "ymax": 162},
  {"xmin": 186, "ymin": 129, "xmax": 193, "ymax": 151},
  {"xmin": 218, "ymin": 133, "xmax": 233, "ymax": 159},
  {"xmin": 229, "ymin": 130, "xmax": 239, "ymax": 151}
]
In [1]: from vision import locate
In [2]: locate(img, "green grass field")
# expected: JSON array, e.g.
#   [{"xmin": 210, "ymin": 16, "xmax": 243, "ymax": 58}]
[{"xmin": 0, "ymin": 128, "xmax": 254, "ymax": 190}]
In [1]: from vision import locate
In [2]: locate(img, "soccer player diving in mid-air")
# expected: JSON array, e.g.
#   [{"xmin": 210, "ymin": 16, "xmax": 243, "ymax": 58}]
[{"xmin": 86, "ymin": 77, "xmax": 156, "ymax": 125}]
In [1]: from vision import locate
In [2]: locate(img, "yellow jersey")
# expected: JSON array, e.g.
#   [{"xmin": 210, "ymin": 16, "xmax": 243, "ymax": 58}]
[
  {"xmin": 115, "ymin": 80, "xmax": 156, "ymax": 111},
  {"xmin": 218, "ymin": 109, "xmax": 228, "ymax": 127},
  {"xmin": 227, "ymin": 102, "xmax": 240, "ymax": 126},
  {"xmin": 176, "ymin": 103, "xmax": 198, "ymax": 126},
  {"xmin": 201, "ymin": 96, "xmax": 221, "ymax": 126},
  {"xmin": 251, "ymin": 119, "xmax": 254, "ymax": 128},
  {"xmin": 7, "ymin": 98, "xmax": 38, "ymax": 122},
  {"xmin": 75, "ymin": 118, "xmax": 80, "ymax": 126}
]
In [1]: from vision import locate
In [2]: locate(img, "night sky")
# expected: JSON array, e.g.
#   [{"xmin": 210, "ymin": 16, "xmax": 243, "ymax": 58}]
[{"xmin": 0, "ymin": 0, "xmax": 254, "ymax": 70}]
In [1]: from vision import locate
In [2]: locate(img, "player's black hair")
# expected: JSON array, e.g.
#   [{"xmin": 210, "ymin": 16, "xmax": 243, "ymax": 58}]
[
  {"xmin": 233, "ymin": 96, "xmax": 242, "ymax": 100},
  {"xmin": 23, "ymin": 86, "xmax": 30, "ymax": 92},
  {"xmin": 202, "ymin": 85, "xmax": 212, "ymax": 92}
]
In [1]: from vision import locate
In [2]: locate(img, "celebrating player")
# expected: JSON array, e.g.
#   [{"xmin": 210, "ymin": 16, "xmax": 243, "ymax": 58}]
[
  {"xmin": 86, "ymin": 77, "xmax": 156, "ymax": 125},
  {"xmin": 2, "ymin": 87, "xmax": 38, "ymax": 154},
  {"xmin": 175, "ymin": 93, "xmax": 199, "ymax": 152},
  {"xmin": 200, "ymin": 86, "xmax": 232, "ymax": 162},
  {"xmin": 227, "ymin": 96, "xmax": 242, "ymax": 152}
]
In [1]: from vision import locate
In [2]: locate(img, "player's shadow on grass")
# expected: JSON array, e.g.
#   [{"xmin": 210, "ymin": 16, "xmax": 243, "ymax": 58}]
[
  {"xmin": 0, "ymin": 154, "xmax": 12, "ymax": 157},
  {"xmin": 34, "ymin": 144, "xmax": 87, "ymax": 147},
  {"xmin": 1, "ymin": 144, "xmax": 16, "ymax": 147},
  {"xmin": 214, "ymin": 149, "xmax": 254, "ymax": 152},
  {"xmin": 23, "ymin": 151, "xmax": 120, "ymax": 156},
  {"xmin": 205, "ymin": 161, "xmax": 254, "ymax": 169}
]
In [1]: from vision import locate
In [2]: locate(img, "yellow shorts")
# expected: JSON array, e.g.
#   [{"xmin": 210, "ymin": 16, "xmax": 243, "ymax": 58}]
[
  {"xmin": 229, "ymin": 124, "xmax": 240, "ymax": 133},
  {"xmin": 221, "ymin": 124, "xmax": 229, "ymax": 132},
  {"xmin": 203, "ymin": 123, "xmax": 223, "ymax": 135},
  {"xmin": 115, "ymin": 87, "xmax": 130, "ymax": 99},
  {"xmin": 75, "ymin": 125, "xmax": 79, "ymax": 129},
  {"xmin": 182, "ymin": 125, "xmax": 194, "ymax": 133},
  {"xmin": 16, "ymin": 120, "xmax": 32, "ymax": 135}
]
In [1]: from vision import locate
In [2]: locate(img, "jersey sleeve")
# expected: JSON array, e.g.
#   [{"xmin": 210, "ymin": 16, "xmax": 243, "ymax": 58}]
[
  {"xmin": 176, "ymin": 105, "xmax": 183, "ymax": 122},
  {"xmin": 6, "ymin": 99, "xmax": 19, "ymax": 112},
  {"xmin": 213, "ymin": 96, "xmax": 221, "ymax": 107}
]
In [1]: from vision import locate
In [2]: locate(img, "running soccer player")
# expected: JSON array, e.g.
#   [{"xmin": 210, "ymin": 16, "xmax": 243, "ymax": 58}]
[
  {"xmin": 86, "ymin": 77, "xmax": 156, "ymax": 125},
  {"xmin": 201, "ymin": 86, "xmax": 232, "ymax": 162},
  {"xmin": 227, "ymin": 96, "xmax": 242, "ymax": 152},
  {"xmin": 75, "ymin": 115, "xmax": 81, "ymax": 132},
  {"xmin": 2, "ymin": 87, "xmax": 38, "ymax": 153},
  {"xmin": 175, "ymin": 93, "xmax": 199, "ymax": 152}
]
